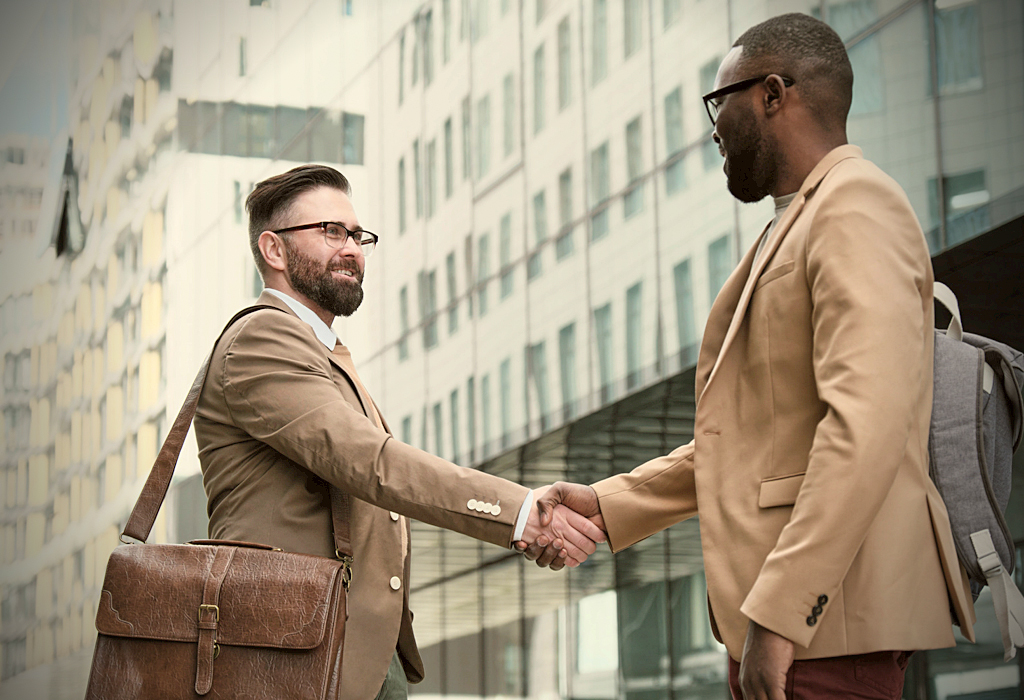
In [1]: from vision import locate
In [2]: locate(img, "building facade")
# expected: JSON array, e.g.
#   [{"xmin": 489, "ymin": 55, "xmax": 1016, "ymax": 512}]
[{"xmin": 1, "ymin": 0, "xmax": 1021, "ymax": 698}]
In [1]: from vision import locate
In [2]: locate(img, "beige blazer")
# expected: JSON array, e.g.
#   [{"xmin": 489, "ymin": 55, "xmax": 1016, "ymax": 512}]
[
  {"xmin": 195, "ymin": 291, "xmax": 529, "ymax": 700},
  {"xmin": 593, "ymin": 146, "xmax": 975, "ymax": 660}
]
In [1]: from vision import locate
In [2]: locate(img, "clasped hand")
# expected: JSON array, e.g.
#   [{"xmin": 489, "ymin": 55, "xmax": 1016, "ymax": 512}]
[{"xmin": 514, "ymin": 482, "xmax": 607, "ymax": 570}]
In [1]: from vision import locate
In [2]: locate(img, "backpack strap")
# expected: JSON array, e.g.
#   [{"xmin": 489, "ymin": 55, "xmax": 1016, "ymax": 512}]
[
  {"xmin": 972, "ymin": 529, "xmax": 1024, "ymax": 661},
  {"xmin": 935, "ymin": 281, "xmax": 993, "ymax": 393}
]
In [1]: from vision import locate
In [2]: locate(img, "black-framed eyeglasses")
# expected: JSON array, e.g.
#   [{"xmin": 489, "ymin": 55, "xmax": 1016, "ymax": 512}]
[
  {"xmin": 272, "ymin": 221, "xmax": 379, "ymax": 257},
  {"xmin": 702, "ymin": 74, "xmax": 795, "ymax": 127}
]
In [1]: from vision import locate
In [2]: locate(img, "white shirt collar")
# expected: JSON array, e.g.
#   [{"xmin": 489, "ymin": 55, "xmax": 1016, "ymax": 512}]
[{"xmin": 264, "ymin": 288, "xmax": 338, "ymax": 350}]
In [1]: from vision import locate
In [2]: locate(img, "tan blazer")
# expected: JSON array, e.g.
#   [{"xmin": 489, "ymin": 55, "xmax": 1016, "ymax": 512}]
[
  {"xmin": 195, "ymin": 291, "xmax": 529, "ymax": 700},
  {"xmin": 592, "ymin": 146, "xmax": 976, "ymax": 660}
]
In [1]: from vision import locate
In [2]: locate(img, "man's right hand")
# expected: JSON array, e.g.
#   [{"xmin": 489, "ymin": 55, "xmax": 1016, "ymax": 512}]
[{"xmin": 515, "ymin": 482, "xmax": 605, "ymax": 567}]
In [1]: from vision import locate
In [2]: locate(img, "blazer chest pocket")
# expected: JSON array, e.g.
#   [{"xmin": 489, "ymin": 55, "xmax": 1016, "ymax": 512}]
[
  {"xmin": 758, "ymin": 472, "xmax": 805, "ymax": 508},
  {"xmin": 754, "ymin": 260, "xmax": 796, "ymax": 291}
]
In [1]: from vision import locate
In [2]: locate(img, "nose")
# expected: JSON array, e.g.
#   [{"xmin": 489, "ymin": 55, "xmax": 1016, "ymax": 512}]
[
  {"xmin": 712, "ymin": 129, "xmax": 721, "ymax": 145},
  {"xmin": 338, "ymin": 233, "xmax": 363, "ymax": 259}
]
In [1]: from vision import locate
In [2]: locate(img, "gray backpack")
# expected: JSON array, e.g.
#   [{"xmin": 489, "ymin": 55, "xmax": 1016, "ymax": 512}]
[{"xmin": 929, "ymin": 282, "xmax": 1024, "ymax": 660}]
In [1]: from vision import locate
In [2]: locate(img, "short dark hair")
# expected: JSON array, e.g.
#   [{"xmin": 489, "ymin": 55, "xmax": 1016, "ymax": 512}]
[
  {"xmin": 733, "ymin": 13, "xmax": 853, "ymax": 129},
  {"xmin": 246, "ymin": 164, "xmax": 352, "ymax": 277}
]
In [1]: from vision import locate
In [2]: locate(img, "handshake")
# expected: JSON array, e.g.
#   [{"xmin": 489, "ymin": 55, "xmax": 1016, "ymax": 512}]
[{"xmin": 514, "ymin": 482, "xmax": 607, "ymax": 570}]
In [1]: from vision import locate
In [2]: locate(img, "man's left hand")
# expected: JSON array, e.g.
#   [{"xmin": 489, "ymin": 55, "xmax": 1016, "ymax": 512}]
[{"xmin": 738, "ymin": 620, "xmax": 794, "ymax": 700}]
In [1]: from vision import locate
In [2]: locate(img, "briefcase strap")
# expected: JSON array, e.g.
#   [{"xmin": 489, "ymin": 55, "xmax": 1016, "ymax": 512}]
[{"xmin": 121, "ymin": 305, "xmax": 354, "ymax": 561}]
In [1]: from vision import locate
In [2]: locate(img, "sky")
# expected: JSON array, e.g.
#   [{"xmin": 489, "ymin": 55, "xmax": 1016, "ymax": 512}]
[{"xmin": 0, "ymin": 0, "xmax": 71, "ymax": 140}]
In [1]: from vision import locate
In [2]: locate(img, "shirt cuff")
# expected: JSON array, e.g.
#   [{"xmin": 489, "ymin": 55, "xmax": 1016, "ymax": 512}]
[{"xmin": 511, "ymin": 490, "xmax": 534, "ymax": 544}]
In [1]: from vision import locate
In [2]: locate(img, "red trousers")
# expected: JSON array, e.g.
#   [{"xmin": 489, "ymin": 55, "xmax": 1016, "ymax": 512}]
[{"xmin": 728, "ymin": 651, "xmax": 911, "ymax": 700}]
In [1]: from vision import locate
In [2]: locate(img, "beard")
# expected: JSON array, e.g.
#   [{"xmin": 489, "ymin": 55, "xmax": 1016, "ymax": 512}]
[
  {"xmin": 722, "ymin": 115, "xmax": 776, "ymax": 204},
  {"xmin": 283, "ymin": 240, "xmax": 364, "ymax": 318}
]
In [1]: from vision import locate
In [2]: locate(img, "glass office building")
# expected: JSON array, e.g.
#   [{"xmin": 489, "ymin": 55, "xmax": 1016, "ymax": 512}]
[{"xmin": 0, "ymin": 1, "xmax": 1021, "ymax": 698}]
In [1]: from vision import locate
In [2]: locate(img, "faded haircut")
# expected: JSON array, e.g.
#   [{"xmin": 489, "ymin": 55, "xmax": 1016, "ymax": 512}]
[
  {"xmin": 245, "ymin": 164, "xmax": 352, "ymax": 277},
  {"xmin": 733, "ymin": 13, "xmax": 854, "ymax": 129}
]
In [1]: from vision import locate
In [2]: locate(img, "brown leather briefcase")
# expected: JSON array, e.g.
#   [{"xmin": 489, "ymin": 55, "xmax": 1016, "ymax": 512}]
[{"xmin": 85, "ymin": 306, "xmax": 354, "ymax": 699}]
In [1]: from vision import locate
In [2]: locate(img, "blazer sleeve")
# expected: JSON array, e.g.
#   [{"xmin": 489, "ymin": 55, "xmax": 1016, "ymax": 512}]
[
  {"xmin": 591, "ymin": 440, "xmax": 698, "ymax": 552},
  {"xmin": 740, "ymin": 164, "xmax": 933, "ymax": 648},
  {"xmin": 218, "ymin": 313, "xmax": 529, "ymax": 549}
]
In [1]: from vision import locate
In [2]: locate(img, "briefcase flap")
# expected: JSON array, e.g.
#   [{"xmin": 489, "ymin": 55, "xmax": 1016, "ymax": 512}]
[{"xmin": 95, "ymin": 543, "xmax": 342, "ymax": 650}]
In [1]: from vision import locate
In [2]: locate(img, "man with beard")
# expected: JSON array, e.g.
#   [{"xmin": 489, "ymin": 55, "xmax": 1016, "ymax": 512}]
[
  {"xmin": 520, "ymin": 13, "xmax": 975, "ymax": 700},
  {"xmin": 193, "ymin": 164, "xmax": 605, "ymax": 700}
]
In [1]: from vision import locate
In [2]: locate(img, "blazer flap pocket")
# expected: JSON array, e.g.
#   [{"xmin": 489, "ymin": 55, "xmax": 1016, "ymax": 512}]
[
  {"xmin": 758, "ymin": 472, "xmax": 805, "ymax": 508},
  {"xmin": 754, "ymin": 260, "xmax": 796, "ymax": 290}
]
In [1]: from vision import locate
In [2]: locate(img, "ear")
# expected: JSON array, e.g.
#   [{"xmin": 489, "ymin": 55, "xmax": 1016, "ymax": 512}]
[
  {"xmin": 762, "ymin": 74, "xmax": 788, "ymax": 117},
  {"xmin": 258, "ymin": 230, "xmax": 288, "ymax": 273}
]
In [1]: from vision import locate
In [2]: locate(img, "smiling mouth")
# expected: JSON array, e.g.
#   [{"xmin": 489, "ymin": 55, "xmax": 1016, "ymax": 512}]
[{"xmin": 331, "ymin": 269, "xmax": 359, "ymax": 282}]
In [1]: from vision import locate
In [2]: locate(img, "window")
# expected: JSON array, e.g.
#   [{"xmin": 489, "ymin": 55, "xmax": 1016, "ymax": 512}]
[
  {"xmin": 342, "ymin": 0, "xmax": 353, "ymax": 15},
  {"xmin": 413, "ymin": 139, "xmax": 423, "ymax": 217},
  {"xmin": 444, "ymin": 118, "xmax": 454, "ymax": 198},
  {"xmin": 663, "ymin": 0, "xmax": 681, "ymax": 28},
  {"xmin": 935, "ymin": 2, "xmax": 982, "ymax": 94},
  {"xmin": 592, "ymin": 0, "xmax": 607, "ymax": 85},
  {"xmin": 472, "ymin": 0, "xmax": 489, "ymax": 43},
  {"xmin": 590, "ymin": 142, "xmax": 610, "ymax": 240},
  {"xmin": 700, "ymin": 58, "xmax": 721, "ymax": 170},
  {"xmin": 461, "ymin": 96, "xmax": 472, "ymax": 181},
  {"xmin": 624, "ymin": 0, "xmax": 642, "ymax": 58},
  {"xmin": 401, "ymin": 415, "xmax": 413, "ymax": 444},
  {"xmin": 529, "ymin": 191, "xmax": 547, "ymax": 280},
  {"xmin": 624, "ymin": 116, "xmax": 644, "ymax": 217},
  {"xmin": 500, "ymin": 214, "xmax": 514, "ymax": 299},
  {"xmin": 708, "ymin": 235, "xmax": 731, "ymax": 301},
  {"xmin": 626, "ymin": 282, "xmax": 642, "ymax": 389},
  {"xmin": 527, "ymin": 342, "xmax": 551, "ymax": 431},
  {"xmin": 481, "ymin": 374, "xmax": 491, "ymax": 455},
  {"xmin": 558, "ymin": 323, "xmax": 577, "ymax": 420},
  {"xmin": 446, "ymin": 251, "xmax": 458, "ymax": 334},
  {"xmin": 443, "ymin": 0, "xmax": 452, "ymax": 63},
  {"xmin": 398, "ymin": 286, "xmax": 410, "ymax": 361},
  {"xmin": 398, "ymin": 158, "xmax": 407, "ymax": 233},
  {"xmin": 558, "ymin": 18, "xmax": 572, "ymax": 110},
  {"xmin": 536, "ymin": 0, "xmax": 547, "ymax": 24},
  {"xmin": 119, "ymin": 95, "xmax": 133, "ymax": 139},
  {"xmin": 664, "ymin": 86, "xmax": 685, "ymax": 195},
  {"xmin": 556, "ymin": 168, "xmax": 574, "ymax": 259},
  {"xmin": 342, "ymin": 112, "xmax": 364, "ymax": 164},
  {"xmin": 477, "ymin": 233, "xmax": 490, "ymax": 315},
  {"xmin": 466, "ymin": 377, "xmax": 476, "ymax": 461},
  {"xmin": 399, "ymin": 33, "xmax": 406, "ymax": 104},
  {"xmin": 239, "ymin": 37, "xmax": 247, "ymax": 77},
  {"xmin": 419, "ymin": 270, "xmax": 439, "ymax": 349},
  {"xmin": 425, "ymin": 138, "xmax": 437, "ymax": 218},
  {"xmin": 533, "ymin": 45, "xmax": 546, "ymax": 135},
  {"xmin": 461, "ymin": 0, "xmax": 470, "ymax": 40},
  {"xmin": 673, "ymin": 259, "xmax": 696, "ymax": 366},
  {"xmin": 500, "ymin": 358, "xmax": 512, "ymax": 448},
  {"xmin": 818, "ymin": 1, "xmax": 882, "ymax": 114},
  {"xmin": 503, "ymin": 73, "xmax": 515, "ymax": 157},
  {"xmin": 433, "ymin": 402, "xmax": 444, "ymax": 456},
  {"xmin": 476, "ymin": 95, "xmax": 491, "ymax": 178},
  {"xmin": 450, "ymin": 389, "xmax": 460, "ymax": 462},
  {"xmin": 421, "ymin": 10, "xmax": 435, "ymax": 86},
  {"xmin": 928, "ymin": 169, "xmax": 990, "ymax": 249},
  {"xmin": 464, "ymin": 234, "xmax": 475, "ymax": 317},
  {"xmin": 594, "ymin": 303, "xmax": 613, "ymax": 403},
  {"xmin": 233, "ymin": 181, "xmax": 243, "ymax": 224}
]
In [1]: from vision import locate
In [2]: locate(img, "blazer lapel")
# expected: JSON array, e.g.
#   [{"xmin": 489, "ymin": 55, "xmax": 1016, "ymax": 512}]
[{"xmin": 697, "ymin": 145, "xmax": 864, "ymax": 404}]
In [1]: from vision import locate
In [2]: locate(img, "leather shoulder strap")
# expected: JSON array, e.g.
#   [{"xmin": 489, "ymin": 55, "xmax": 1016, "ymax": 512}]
[{"xmin": 122, "ymin": 305, "xmax": 353, "ymax": 559}]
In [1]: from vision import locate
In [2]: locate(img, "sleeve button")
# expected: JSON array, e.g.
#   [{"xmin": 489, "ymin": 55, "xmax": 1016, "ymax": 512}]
[
  {"xmin": 467, "ymin": 499, "xmax": 477, "ymax": 510},
  {"xmin": 806, "ymin": 615, "xmax": 817, "ymax": 626},
  {"xmin": 818, "ymin": 594, "xmax": 828, "ymax": 606},
  {"xmin": 492, "ymin": 505, "xmax": 501, "ymax": 516},
  {"xmin": 812, "ymin": 605, "xmax": 823, "ymax": 616}
]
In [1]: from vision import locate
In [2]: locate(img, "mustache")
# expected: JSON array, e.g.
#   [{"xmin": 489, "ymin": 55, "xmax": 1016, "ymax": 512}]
[{"xmin": 327, "ymin": 259, "xmax": 363, "ymax": 281}]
